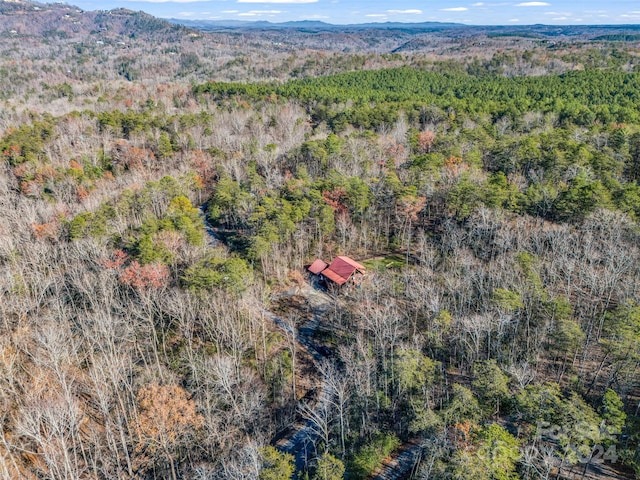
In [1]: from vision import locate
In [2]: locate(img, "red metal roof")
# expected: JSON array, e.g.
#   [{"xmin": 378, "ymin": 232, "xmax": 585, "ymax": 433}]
[
  {"xmin": 308, "ymin": 255, "xmax": 365, "ymax": 286},
  {"xmin": 335, "ymin": 256, "xmax": 366, "ymax": 272},
  {"xmin": 321, "ymin": 256, "xmax": 366, "ymax": 285},
  {"xmin": 308, "ymin": 259, "xmax": 328, "ymax": 275},
  {"xmin": 321, "ymin": 267, "xmax": 349, "ymax": 285}
]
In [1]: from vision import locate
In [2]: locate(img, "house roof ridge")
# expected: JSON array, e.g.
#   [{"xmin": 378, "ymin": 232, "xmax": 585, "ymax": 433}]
[
  {"xmin": 333, "ymin": 255, "xmax": 366, "ymax": 271},
  {"xmin": 307, "ymin": 255, "xmax": 365, "ymax": 286}
]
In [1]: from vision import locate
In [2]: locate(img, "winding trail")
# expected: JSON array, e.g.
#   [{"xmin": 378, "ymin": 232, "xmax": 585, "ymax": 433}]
[
  {"xmin": 201, "ymin": 209, "xmax": 423, "ymax": 478},
  {"xmin": 199, "ymin": 204, "xmax": 220, "ymax": 246},
  {"xmin": 370, "ymin": 439, "xmax": 424, "ymax": 480},
  {"xmin": 267, "ymin": 286, "xmax": 425, "ymax": 480},
  {"xmin": 268, "ymin": 284, "xmax": 334, "ymax": 472},
  {"xmin": 201, "ymin": 207, "xmax": 334, "ymax": 472}
]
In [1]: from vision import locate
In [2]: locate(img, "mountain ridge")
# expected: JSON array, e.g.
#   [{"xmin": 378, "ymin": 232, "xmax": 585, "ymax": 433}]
[
  {"xmin": 2, "ymin": 0, "xmax": 640, "ymax": 41},
  {"xmin": 168, "ymin": 18, "xmax": 466, "ymax": 31},
  {"xmin": 0, "ymin": 0, "xmax": 190, "ymax": 40}
]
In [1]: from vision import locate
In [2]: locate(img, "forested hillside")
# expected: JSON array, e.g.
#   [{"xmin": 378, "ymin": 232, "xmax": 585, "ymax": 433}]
[{"xmin": 0, "ymin": 2, "xmax": 639, "ymax": 479}]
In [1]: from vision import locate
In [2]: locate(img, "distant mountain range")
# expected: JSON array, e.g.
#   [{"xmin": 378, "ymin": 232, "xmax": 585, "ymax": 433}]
[
  {"xmin": 167, "ymin": 19, "xmax": 465, "ymax": 31},
  {"xmin": 1, "ymin": 0, "xmax": 640, "ymax": 44},
  {"xmin": 168, "ymin": 17, "xmax": 640, "ymax": 38}
]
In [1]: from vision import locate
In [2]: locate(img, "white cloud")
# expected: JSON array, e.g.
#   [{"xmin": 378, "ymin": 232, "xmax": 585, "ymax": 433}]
[
  {"xmin": 440, "ymin": 7, "xmax": 468, "ymax": 11},
  {"xmin": 515, "ymin": 2, "xmax": 550, "ymax": 6},
  {"xmin": 238, "ymin": 9, "xmax": 282, "ymax": 15},
  {"xmin": 387, "ymin": 9, "xmax": 422, "ymax": 14},
  {"xmin": 237, "ymin": 0, "xmax": 316, "ymax": 3},
  {"xmin": 221, "ymin": 9, "xmax": 239, "ymax": 13},
  {"xmin": 509, "ymin": 18, "xmax": 520, "ymax": 21},
  {"xmin": 123, "ymin": 0, "xmax": 210, "ymax": 3},
  {"xmin": 471, "ymin": 2, "xmax": 484, "ymax": 5},
  {"xmin": 366, "ymin": 13, "xmax": 387, "ymax": 17}
]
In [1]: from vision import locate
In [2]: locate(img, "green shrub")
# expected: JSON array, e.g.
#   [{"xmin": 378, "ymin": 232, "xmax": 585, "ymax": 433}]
[
  {"xmin": 182, "ymin": 253, "xmax": 253, "ymax": 294},
  {"xmin": 350, "ymin": 433, "xmax": 400, "ymax": 479}
]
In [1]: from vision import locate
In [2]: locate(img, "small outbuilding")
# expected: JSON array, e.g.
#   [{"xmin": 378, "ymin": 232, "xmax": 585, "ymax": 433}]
[{"xmin": 308, "ymin": 255, "xmax": 366, "ymax": 286}]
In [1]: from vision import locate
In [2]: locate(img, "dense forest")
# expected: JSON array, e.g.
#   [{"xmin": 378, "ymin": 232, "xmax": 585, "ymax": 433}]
[{"xmin": 0, "ymin": 1, "xmax": 639, "ymax": 479}]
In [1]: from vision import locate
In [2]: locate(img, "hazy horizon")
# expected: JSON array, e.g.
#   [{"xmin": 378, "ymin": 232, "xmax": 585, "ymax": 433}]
[{"xmin": 38, "ymin": 0, "xmax": 640, "ymax": 26}]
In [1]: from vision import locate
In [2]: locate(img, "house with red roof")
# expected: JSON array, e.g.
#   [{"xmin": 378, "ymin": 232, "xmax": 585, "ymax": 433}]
[{"xmin": 307, "ymin": 255, "xmax": 366, "ymax": 286}]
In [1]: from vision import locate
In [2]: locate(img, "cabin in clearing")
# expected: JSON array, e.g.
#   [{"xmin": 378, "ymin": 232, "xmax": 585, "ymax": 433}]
[{"xmin": 308, "ymin": 256, "xmax": 366, "ymax": 286}]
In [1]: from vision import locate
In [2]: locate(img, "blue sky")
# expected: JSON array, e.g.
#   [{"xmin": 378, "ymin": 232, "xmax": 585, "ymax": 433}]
[{"xmin": 68, "ymin": 0, "xmax": 640, "ymax": 25}]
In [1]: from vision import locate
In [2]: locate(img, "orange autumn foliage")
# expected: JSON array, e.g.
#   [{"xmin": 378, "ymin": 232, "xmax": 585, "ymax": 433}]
[
  {"xmin": 99, "ymin": 249, "xmax": 129, "ymax": 269},
  {"xmin": 417, "ymin": 130, "xmax": 435, "ymax": 153},
  {"xmin": 31, "ymin": 222, "xmax": 59, "ymax": 241},
  {"xmin": 133, "ymin": 384, "xmax": 203, "ymax": 455},
  {"xmin": 119, "ymin": 262, "xmax": 169, "ymax": 290}
]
